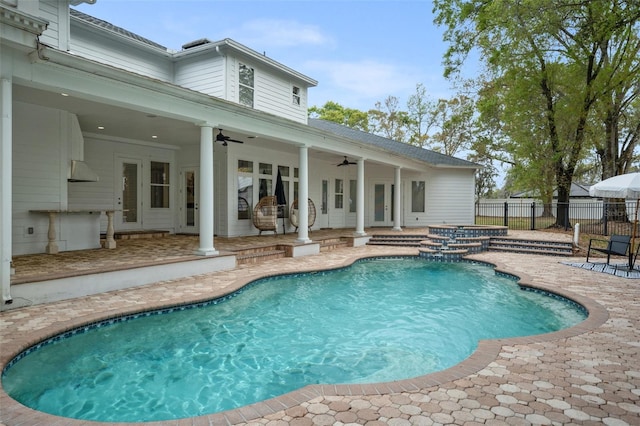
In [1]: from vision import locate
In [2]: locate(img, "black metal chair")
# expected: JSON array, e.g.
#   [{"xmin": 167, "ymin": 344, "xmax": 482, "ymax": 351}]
[{"xmin": 586, "ymin": 234, "xmax": 632, "ymax": 268}]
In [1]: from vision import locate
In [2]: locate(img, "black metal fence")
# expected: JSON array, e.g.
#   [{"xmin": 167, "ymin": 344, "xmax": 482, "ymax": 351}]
[{"xmin": 475, "ymin": 200, "xmax": 639, "ymax": 236}]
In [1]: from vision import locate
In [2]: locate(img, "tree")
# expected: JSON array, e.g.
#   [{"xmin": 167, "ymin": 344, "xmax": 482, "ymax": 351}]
[
  {"xmin": 308, "ymin": 101, "xmax": 369, "ymax": 131},
  {"xmin": 406, "ymin": 83, "xmax": 437, "ymax": 147},
  {"xmin": 368, "ymin": 96, "xmax": 412, "ymax": 142},
  {"xmin": 428, "ymin": 95, "xmax": 475, "ymax": 156},
  {"xmin": 434, "ymin": 0, "xmax": 640, "ymax": 227}
]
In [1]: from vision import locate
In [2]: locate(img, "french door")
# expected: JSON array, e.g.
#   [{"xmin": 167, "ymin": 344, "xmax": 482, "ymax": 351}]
[
  {"xmin": 179, "ymin": 167, "xmax": 199, "ymax": 234},
  {"xmin": 371, "ymin": 181, "xmax": 394, "ymax": 226},
  {"xmin": 116, "ymin": 157, "xmax": 143, "ymax": 230}
]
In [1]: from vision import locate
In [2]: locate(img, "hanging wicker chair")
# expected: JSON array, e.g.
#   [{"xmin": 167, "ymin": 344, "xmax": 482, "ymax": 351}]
[
  {"xmin": 289, "ymin": 198, "xmax": 316, "ymax": 233},
  {"xmin": 252, "ymin": 196, "xmax": 278, "ymax": 235}
]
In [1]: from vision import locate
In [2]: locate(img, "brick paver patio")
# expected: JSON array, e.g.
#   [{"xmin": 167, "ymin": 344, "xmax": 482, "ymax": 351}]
[{"xmin": 1, "ymin": 230, "xmax": 638, "ymax": 425}]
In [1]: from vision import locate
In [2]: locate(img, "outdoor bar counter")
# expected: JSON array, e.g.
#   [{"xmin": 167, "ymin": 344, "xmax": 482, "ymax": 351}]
[{"xmin": 29, "ymin": 210, "xmax": 117, "ymax": 254}]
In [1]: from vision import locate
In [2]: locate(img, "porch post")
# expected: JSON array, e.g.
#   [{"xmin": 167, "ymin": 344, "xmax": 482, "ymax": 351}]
[
  {"xmin": 296, "ymin": 145, "xmax": 311, "ymax": 243},
  {"xmin": 355, "ymin": 158, "xmax": 366, "ymax": 236},
  {"xmin": 195, "ymin": 125, "xmax": 218, "ymax": 255},
  {"xmin": 393, "ymin": 166, "xmax": 402, "ymax": 231},
  {"xmin": 1, "ymin": 77, "xmax": 13, "ymax": 304}
]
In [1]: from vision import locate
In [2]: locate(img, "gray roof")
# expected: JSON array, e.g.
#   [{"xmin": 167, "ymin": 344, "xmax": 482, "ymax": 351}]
[
  {"xmin": 308, "ymin": 119, "xmax": 478, "ymax": 169},
  {"xmin": 70, "ymin": 9, "xmax": 167, "ymax": 50}
]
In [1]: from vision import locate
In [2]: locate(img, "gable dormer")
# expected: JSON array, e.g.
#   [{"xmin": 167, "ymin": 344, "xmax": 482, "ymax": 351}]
[
  {"xmin": 173, "ymin": 38, "xmax": 317, "ymax": 124},
  {"xmin": 67, "ymin": 4, "xmax": 317, "ymax": 124}
]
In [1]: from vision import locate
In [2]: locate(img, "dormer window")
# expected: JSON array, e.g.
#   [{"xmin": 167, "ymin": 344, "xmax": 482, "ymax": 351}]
[
  {"xmin": 239, "ymin": 63, "xmax": 254, "ymax": 107},
  {"xmin": 292, "ymin": 86, "xmax": 301, "ymax": 106}
]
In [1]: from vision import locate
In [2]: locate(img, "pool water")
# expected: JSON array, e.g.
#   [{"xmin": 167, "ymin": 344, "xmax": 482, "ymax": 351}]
[{"xmin": 2, "ymin": 258, "xmax": 586, "ymax": 422}]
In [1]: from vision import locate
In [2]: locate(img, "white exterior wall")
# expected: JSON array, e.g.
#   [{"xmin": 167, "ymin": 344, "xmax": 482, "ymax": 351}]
[
  {"xmin": 174, "ymin": 55, "xmax": 226, "ymax": 99},
  {"xmin": 424, "ymin": 168, "xmax": 476, "ymax": 224},
  {"xmin": 12, "ymin": 102, "xmax": 69, "ymax": 254},
  {"xmin": 226, "ymin": 56, "xmax": 308, "ymax": 124},
  {"xmin": 74, "ymin": 136, "xmax": 179, "ymax": 233},
  {"xmin": 69, "ymin": 25, "xmax": 172, "ymax": 81},
  {"xmin": 38, "ymin": 0, "xmax": 68, "ymax": 50}
]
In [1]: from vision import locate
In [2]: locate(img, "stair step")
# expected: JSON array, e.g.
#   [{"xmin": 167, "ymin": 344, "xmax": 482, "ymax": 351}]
[
  {"xmin": 488, "ymin": 246, "xmax": 573, "ymax": 256},
  {"xmin": 367, "ymin": 234, "xmax": 427, "ymax": 247},
  {"xmin": 112, "ymin": 230, "xmax": 170, "ymax": 240},
  {"xmin": 236, "ymin": 249, "xmax": 286, "ymax": 264}
]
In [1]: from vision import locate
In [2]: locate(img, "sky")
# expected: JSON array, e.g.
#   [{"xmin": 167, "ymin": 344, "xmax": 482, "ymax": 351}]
[{"xmin": 74, "ymin": 0, "xmax": 468, "ymax": 112}]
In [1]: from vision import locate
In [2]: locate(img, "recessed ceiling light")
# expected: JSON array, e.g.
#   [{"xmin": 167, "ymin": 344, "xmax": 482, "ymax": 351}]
[
  {"xmin": 61, "ymin": 93, "xmax": 69, "ymax": 97},
  {"xmin": 97, "ymin": 126, "xmax": 105, "ymax": 130},
  {"xmin": 151, "ymin": 135, "xmax": 158, "ymax": 139}
]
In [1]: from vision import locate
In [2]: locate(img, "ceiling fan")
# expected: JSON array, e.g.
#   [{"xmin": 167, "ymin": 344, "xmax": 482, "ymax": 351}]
[
  {"xmin": 337, "ymin": 156, "xmax": 357, "ymax": 167},
  {"xmin": 215, "ymin": 129, "xmax": 244, "ymax": 146}
]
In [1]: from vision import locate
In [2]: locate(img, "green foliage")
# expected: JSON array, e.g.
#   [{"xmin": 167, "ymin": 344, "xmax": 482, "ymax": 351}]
[
  {"xmin": 308, "ymin": 101, "xmax": 369, "ymax": 132},
  {"xmin": 434, "ymin": 0, "xmax": 640, "ymax": 224}
]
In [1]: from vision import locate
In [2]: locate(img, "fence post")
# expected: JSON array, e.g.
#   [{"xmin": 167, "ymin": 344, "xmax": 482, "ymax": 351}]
[
  {"xmin": 530, "ymin": 202, "xmax": 536, "ymax": 230},
  {"xmin": 503, "ymin": 202, "xmax": 509, "ymax": 227},
  {"xmin": 603, "ymin": 201, "xmax": 609, "ymax": 236},
  {"xmin": 564, "ymin": 203, "xmax": 570, "ymax": 231}
]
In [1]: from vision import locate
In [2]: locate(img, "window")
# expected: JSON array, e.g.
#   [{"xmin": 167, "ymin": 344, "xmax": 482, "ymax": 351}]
[
  {"xmin": 259, "ymin": 162, "xmax": 272, "ymax": 199},
  {"xmin": 150, "ymin": 161, "xmax": 170, "ymax": 208},
  {"xmin": 335, "ymin": 179, "xmax": 344, "ymax": 209},
  {"xmin": 238, "ymin": 160, "xmax": 253, "ymax": 219},
  {"xmin": 292, "ymin": 86, "xmax": 301, "ymax": 106},
  {"xmin": 278, "ymin": 165, "xmax": 290, "ymax": 219},
  {"xmin": 349, "ymin": 180, "xmax": 357, "ymax": 213},
  {"xmin": 322, "ymin": 180, "xmax": 328, "ymax": 214},
  {"xmin": 412, "ymin": 181, "xmax": 426, "ymax": 212},
  {"xmin": 239, "ymin": 63, "xmax": 254, "ymax": 107}
]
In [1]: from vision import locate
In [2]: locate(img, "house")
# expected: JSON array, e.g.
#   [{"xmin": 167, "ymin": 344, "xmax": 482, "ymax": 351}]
[
  {"xmin": 509, "ymin": 182, "xmax": 593, "ymax": 199},
  {"xmin": 1, "ymin": 0, "xmax": 478, "ymax": 304}
]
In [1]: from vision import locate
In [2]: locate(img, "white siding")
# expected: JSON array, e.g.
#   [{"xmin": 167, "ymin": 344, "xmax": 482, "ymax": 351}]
[
  {"xmin": 226, "ymin": 56, "xmax": 309, "ymax": 124},
  {"xmin": 69, "ymin": 24, "xmax": 172, "ymax": 81},
  {"xmin": 425, "ymin": 169, "xmax": 476, "ymax": 224},
  {"xmin": 38, "ymin": 0, "xmax": 64, "ymax": 49},
  {"xmin": 174, "ymin": 55, "xmax": 226, "ymax": 98},
  {"xmin": 12, "ymin": 102, "xmax": 67, "ymax": 254},
  {"xmin": 71, "ymin": 136, "xmax": 178, "ymax": 233}
]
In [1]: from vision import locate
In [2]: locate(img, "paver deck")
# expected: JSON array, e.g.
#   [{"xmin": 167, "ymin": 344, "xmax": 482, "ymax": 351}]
[{"xmin": 1, "ymin": 230, "xmax": 638, "ymax": 425}]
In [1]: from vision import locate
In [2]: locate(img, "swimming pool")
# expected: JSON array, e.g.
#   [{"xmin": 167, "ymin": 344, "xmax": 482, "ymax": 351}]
[{"xmin": 2, "ymin": 257, "xmax": 586, "ymax": 422}]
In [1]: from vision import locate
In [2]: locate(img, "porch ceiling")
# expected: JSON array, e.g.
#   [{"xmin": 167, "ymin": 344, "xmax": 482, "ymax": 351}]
[
  {"xmin": 12, "ymin": 84, "xmax": 386, "ymax": 168},
  {"xmin": 13, "ymin": 84, "xmax": 200, "ymax": 145}
]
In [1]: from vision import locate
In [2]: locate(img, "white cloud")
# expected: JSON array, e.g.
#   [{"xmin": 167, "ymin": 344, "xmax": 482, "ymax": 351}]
[
  {"xmin": 304, "ymin": 59, "xmax": 426, "ymax": 108},
  {"xmin": 231, "ymin": 19, "xmax": 332, "ymax": 48}
]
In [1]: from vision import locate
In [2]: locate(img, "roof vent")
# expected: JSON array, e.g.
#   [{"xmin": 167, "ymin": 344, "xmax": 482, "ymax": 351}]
[{"xmin": 182, "ymin": 38, "xmax": 212, "ymax": 50}]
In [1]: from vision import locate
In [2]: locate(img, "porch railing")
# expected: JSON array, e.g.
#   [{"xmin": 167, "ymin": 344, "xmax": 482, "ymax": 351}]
[{"xmin": 475, "ymin": 200, "xmax": 639, "ymax": 236}]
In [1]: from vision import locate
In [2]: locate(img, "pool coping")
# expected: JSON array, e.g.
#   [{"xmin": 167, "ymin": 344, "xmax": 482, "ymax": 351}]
[{"xmin": 0, "ymin": 253, "xmax": 610, "ymax": 425}]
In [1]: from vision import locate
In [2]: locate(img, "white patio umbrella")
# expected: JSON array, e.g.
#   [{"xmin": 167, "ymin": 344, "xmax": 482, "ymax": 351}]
[{"xmin": 589, "ymin": 172, "xmax": 640, "ymax": 268}]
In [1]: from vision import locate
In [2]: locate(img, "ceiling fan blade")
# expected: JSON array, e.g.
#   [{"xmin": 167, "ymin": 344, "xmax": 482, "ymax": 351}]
[
  {"xmin": 216, "ymin": 129, "xmax": 244, "ymax": 144},
  {"xmin": 337, "ymin": 156, "xmax": 355, "ymax": 166}
]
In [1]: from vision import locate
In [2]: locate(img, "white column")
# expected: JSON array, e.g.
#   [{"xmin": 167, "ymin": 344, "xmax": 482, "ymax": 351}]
[
  {"xmin": 355, "ymin": 158, "xmax": 366, "ymax": 236},
  {"xmin": 393, "ymin": 166, "xmax": 402, "ymax": 231},
  {"xmin": 195, "ymin": 126, "xmax": 218, "ymax": 255},
  {"xmin": 1, "ymin": 78, "xmax": 13, "ymax": 304},
  {"xmin": 296, "ymin": 145, "xmax": 311, "ymax": 243}
]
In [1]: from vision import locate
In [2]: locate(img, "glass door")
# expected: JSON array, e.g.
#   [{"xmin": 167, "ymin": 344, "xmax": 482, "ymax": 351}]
[
  {"xmin": 116, "ymin": 158, "xmax": 143, "ymax": 230},
  {"xmin": 372, "ymin": 181, "xmax": 394, "ymax": 226},
  {"xmin": 179, "ymin": 168, "xmax": 199, "ymax": 234}
]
